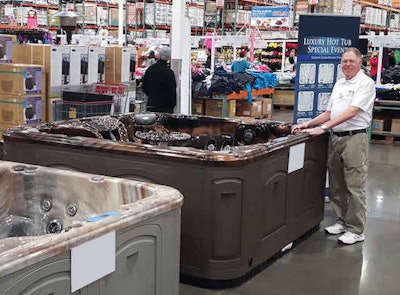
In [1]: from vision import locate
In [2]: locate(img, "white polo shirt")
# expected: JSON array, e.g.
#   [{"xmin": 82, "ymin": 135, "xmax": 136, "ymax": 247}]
[{"xmin": 327, "ymin": 70, "xmax": 376, "ymax": 132}]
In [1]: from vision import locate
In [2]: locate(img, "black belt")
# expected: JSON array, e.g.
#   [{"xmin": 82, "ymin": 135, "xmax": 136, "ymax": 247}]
[{"xmin": 332, "ymin": 129, "xmax": 367, "ymax": 137}]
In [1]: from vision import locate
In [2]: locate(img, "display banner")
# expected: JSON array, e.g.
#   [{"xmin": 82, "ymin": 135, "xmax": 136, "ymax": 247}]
[
  {"xmin": 250, "ymin": 6, "xmax": 290, "ymax": 28},
  {"xmin": 293, "ymin": 14, "xmax": 360, "ymax": 123}
]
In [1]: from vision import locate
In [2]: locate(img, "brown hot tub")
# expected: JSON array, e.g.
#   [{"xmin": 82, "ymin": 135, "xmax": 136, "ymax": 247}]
[{"xmin": 3, "ymin": 113, "xmax": 328, "ymax": 287}]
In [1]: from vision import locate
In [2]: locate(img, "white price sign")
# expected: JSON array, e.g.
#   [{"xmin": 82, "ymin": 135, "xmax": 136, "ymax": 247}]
[{"xmin": 370, "ymin": 35, "xmax": 400, "ymax": 47}]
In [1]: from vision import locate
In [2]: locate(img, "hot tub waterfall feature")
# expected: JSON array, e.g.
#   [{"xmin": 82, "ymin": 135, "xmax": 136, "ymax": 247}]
[
  {"xmin": 0, "ymin": 161, "xmax": 183, "ymax": 295},
  {"xmin": 3, "ymin": 113, "xmax": 329, "ymax": 287}
]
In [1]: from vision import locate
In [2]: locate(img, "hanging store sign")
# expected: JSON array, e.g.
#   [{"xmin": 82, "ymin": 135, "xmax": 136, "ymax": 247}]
[
  {"xmin": 136, "ymin": 38, "xmax": 170, "ymax": 46},
  {"xmin": 136, "ymin": 2, "xmax": 144, "ymax": 10},
  {"xmin": 216, "ymin": 0, "xmax": 225, "ymax": 9},
  {"xmin": 293, "ymin": 14, "xmax": 360, "ymax": 123},
  {"xmin": 214, "ymin": 36, "xmax": 249, "ymax": 48},
  {"xmin": 250, "ymin": 6, "xmax": 290, "ymax": 28},
  {"xmin": 369, "ymin": 35, "xmax": 400, "ymax": 48}
]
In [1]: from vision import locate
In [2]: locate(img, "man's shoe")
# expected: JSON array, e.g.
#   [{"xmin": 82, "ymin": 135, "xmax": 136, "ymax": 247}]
[
  {"xmin": 338, "ymin": 232, "xmax": 365, "ymax": 245},
  {"xmin": 325, "ymin": 223, "xmax": 346, "ymax": 235}
]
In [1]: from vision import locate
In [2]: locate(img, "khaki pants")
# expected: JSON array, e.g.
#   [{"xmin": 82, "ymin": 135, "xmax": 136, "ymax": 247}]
[{"xmin": 328, "ymin": 132, "xmax": 368, "ymax": 234}]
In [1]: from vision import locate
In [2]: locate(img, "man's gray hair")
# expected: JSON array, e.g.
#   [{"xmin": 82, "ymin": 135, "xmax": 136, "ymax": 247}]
[{"xmin": 342, "ymin": 47, "xmax": 362, "ymax": 60}]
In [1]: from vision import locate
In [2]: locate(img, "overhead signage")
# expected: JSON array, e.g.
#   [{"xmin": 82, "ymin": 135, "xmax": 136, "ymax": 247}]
[
  {"xmin": 216, "ymin": 0, "xmax": 225, "ymax": 9},
  {"xmin": 294, "ymin": 14, "xmax": 360, "ymax": 123},
  {"xmin": 369, "ymin": 35, "xmax": 400, "ymax": 48},
  {"xmin": 135, "ymin": 38, "xmax": 170, "ymax": 46},
  {"xmin": 213, "ymin": 36, "xmax": 249, "ymax": 48},
  {"xmin": 250, "ymin": 6, "xmax": 290, "ymax": 28}
]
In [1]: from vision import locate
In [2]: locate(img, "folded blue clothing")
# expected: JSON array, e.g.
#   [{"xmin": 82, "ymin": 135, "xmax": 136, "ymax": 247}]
[{"xmin": 247, "ymin": 71, "xmax": 278, "ymax": 89}]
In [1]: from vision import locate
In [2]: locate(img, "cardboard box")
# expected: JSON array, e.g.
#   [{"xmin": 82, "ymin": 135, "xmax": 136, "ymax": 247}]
[
  {"xmin": 260, "ymin": 98, "xmax": 272, "ymax": 116},
  {"xmin": 391, "ymin": 119, "xmax": 400, "ymax": 133},
  {"xmin": 0, "ymin": 35, "xmax": 17, "ymax": 63},
  {"xmin": 12, "ymin": 44, "xmax": 32, "ymax": 64},
  {"xmin": 372, "ymin": 119, "xmax": 391, "ymax": 131},
  {"xmin": 105, "ymin": 46, "xmax": 136, "ymax": 83},
  {"xmin": 0, "ymin": 63, "xmax": 44, "ymax": 95},
  {"xmin": 12, "ymin": 44, "xmax": 47, "ymax": 66},
  {"xmin": 88, "ymin": 46, "xmax": 106, "ymax": 84},
  {"xmin": 263, "ymin": 112, "xmax": 272, "ymax": 120},
  {"xmin": 0, "ymin": 94, "xmax": 46, "ymax": 125},
  {"xmin": 193, "ymin": 99, "xmax": 204, "ymax": 115},
  {"xmin": 205, "ymin": 99, "xmax": 236, "ymax": 118},
  {"xmin": 235, "ymin": 100, "xmax": 263, "ymax": 117},
  {"xmin": 50, "ymin": 46, "xmax": 71, "ymax": 90},
  {"xmin": 274, "ymin": 89, "xmax": 295, "ymax": 106},
  {"xmin": 22, "ymin": 45, "xmax": 72, "ymax": 96},
  {"xmin": 70, "ymin": 46, "xmax": 89, "ymax": 86}
]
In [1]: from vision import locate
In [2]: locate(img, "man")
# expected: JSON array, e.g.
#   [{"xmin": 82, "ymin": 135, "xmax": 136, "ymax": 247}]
[
  {"xmin": 292, "ymin": 47, "xmax": 376, "ymax": 245},
  {"xmin": 143, "ymin": 47, "xmax": 176, "ymax": 113}
]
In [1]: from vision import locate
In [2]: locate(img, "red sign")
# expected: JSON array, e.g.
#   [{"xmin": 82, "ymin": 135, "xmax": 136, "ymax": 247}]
[{"xmin": 216, "ymin": 0, "xmax": 224, "ymax": 9}]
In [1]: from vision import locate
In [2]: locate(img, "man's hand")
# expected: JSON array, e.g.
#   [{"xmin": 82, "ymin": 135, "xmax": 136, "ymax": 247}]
[
  {"xmin": 303, "ymin": 127, "xmax": 325, "ymax": 136},
  {"xmin": 291, "ymin": 122, "xmax": 309, "ymax": 134}
]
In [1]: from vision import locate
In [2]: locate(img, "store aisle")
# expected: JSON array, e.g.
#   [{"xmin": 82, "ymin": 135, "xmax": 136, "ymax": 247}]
[{"xmin": 179, "ymin": 112, "xmax": 400, "ymax": 295}]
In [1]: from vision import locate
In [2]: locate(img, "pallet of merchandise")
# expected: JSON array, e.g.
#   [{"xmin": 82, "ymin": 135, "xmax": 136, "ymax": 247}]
[
  {"xmin": 273, "ymin": 88, "xmax": 295, "ymax": 107},
  {"xmin": 226, "ymin": 88, "xmax": 274, "ymax": 100}
]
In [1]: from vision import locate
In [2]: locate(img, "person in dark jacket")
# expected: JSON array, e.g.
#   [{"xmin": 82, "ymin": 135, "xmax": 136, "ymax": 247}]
[
  {"xmin": 143, "ymin": 47, "xmax": 177, "ymax": 113},
  {"xmin": 205, "ymin": 48, "xmax": 211, "ymax": 69}
]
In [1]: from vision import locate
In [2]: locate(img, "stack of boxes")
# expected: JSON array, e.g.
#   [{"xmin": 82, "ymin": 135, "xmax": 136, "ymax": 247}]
[
  {"xmin": 12, "ymin": 44, "xmax": 133, "ymax": 121},
  {"xmin": 195, "ymin": 97, "xmax": 272, "ymax": 119},
  {"xmin": 0, "ymin": 63, "xmax": 46, "ymax": 139}
]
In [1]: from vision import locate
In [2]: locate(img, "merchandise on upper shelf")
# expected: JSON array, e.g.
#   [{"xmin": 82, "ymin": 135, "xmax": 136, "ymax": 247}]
[{"xmin": 1, "ymin": 0, "xmax": 399, "ymax": 35}]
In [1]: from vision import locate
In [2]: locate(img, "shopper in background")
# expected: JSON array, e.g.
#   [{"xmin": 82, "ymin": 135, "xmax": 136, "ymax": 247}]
[
  {"xmin": 145, "ymin": 50, "xmax": 156, "ymax": 68},
  {"xmin": 231, "ymin": 50, "xmax": 250, "ymax": 73},
  {"xmin": 205, "ymin": 48, "xmax": 211, "ymax": 69},
  {"xmin": 292, "ymin": 47, "xmax": 376, "ymax": 245},
  {"xmin": 388, "ymin": 49, "xmax": 396, "ymax": 67},
  {"xmin": 369, "ymin": 51, "xmax": 380, "ymax": 81},
  {"xmin": 284, "ymin": 49, "xmax": 297, "ymax": 72},
  {"xmin": 143, "ymin": 47, "xmax": 176, "ymax": 113}
]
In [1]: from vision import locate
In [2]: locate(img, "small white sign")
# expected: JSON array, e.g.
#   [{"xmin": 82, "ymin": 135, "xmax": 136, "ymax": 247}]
[
  {"xmin": 71, "ymin": 231, "xmax": 116, "ymax": 292},
  {"xmin": 288, "ymin": 143, "xmax": 305, "ymax": 173}
]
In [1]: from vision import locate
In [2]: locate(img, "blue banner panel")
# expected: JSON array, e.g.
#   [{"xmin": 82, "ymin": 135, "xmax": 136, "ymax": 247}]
[{"xmin": 293, "ymin": 14, "xmax": 360, "ymax": 123}]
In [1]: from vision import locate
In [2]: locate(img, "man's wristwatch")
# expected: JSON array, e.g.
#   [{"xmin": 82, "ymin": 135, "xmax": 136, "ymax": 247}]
[{"xmin": 320, "ymin": 124, "xmax": 329, "ymax": 132}]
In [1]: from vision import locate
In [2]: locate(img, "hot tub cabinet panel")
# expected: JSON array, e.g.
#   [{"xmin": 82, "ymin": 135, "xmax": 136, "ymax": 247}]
[
  {"xmin": 0, "ymin": 212, "xmax": 180, "ymax": 295},
  {"xmin": 3, "ymin": 114, "xmax": 328, "ymax": 284},
  {"xmin": 0, "ymin": 161, "xmax": 183, "ymax": 295}
]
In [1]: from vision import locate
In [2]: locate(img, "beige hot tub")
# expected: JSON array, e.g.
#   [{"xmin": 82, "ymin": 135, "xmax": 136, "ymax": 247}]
[{"xmin": 0, "ymin": 161, "xmax": 183, "ymax": 295}]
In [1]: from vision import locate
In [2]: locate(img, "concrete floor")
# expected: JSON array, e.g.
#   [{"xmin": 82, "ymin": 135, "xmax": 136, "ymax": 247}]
[{"xmin": 180, "ymin": 109, "xmax": 400, "ymax": 295}]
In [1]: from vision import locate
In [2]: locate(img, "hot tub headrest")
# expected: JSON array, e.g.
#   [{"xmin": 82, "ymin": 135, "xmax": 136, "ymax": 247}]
[{"xmin": 134, "ymin": 113, "xmax": 157, "ymax": 125}]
